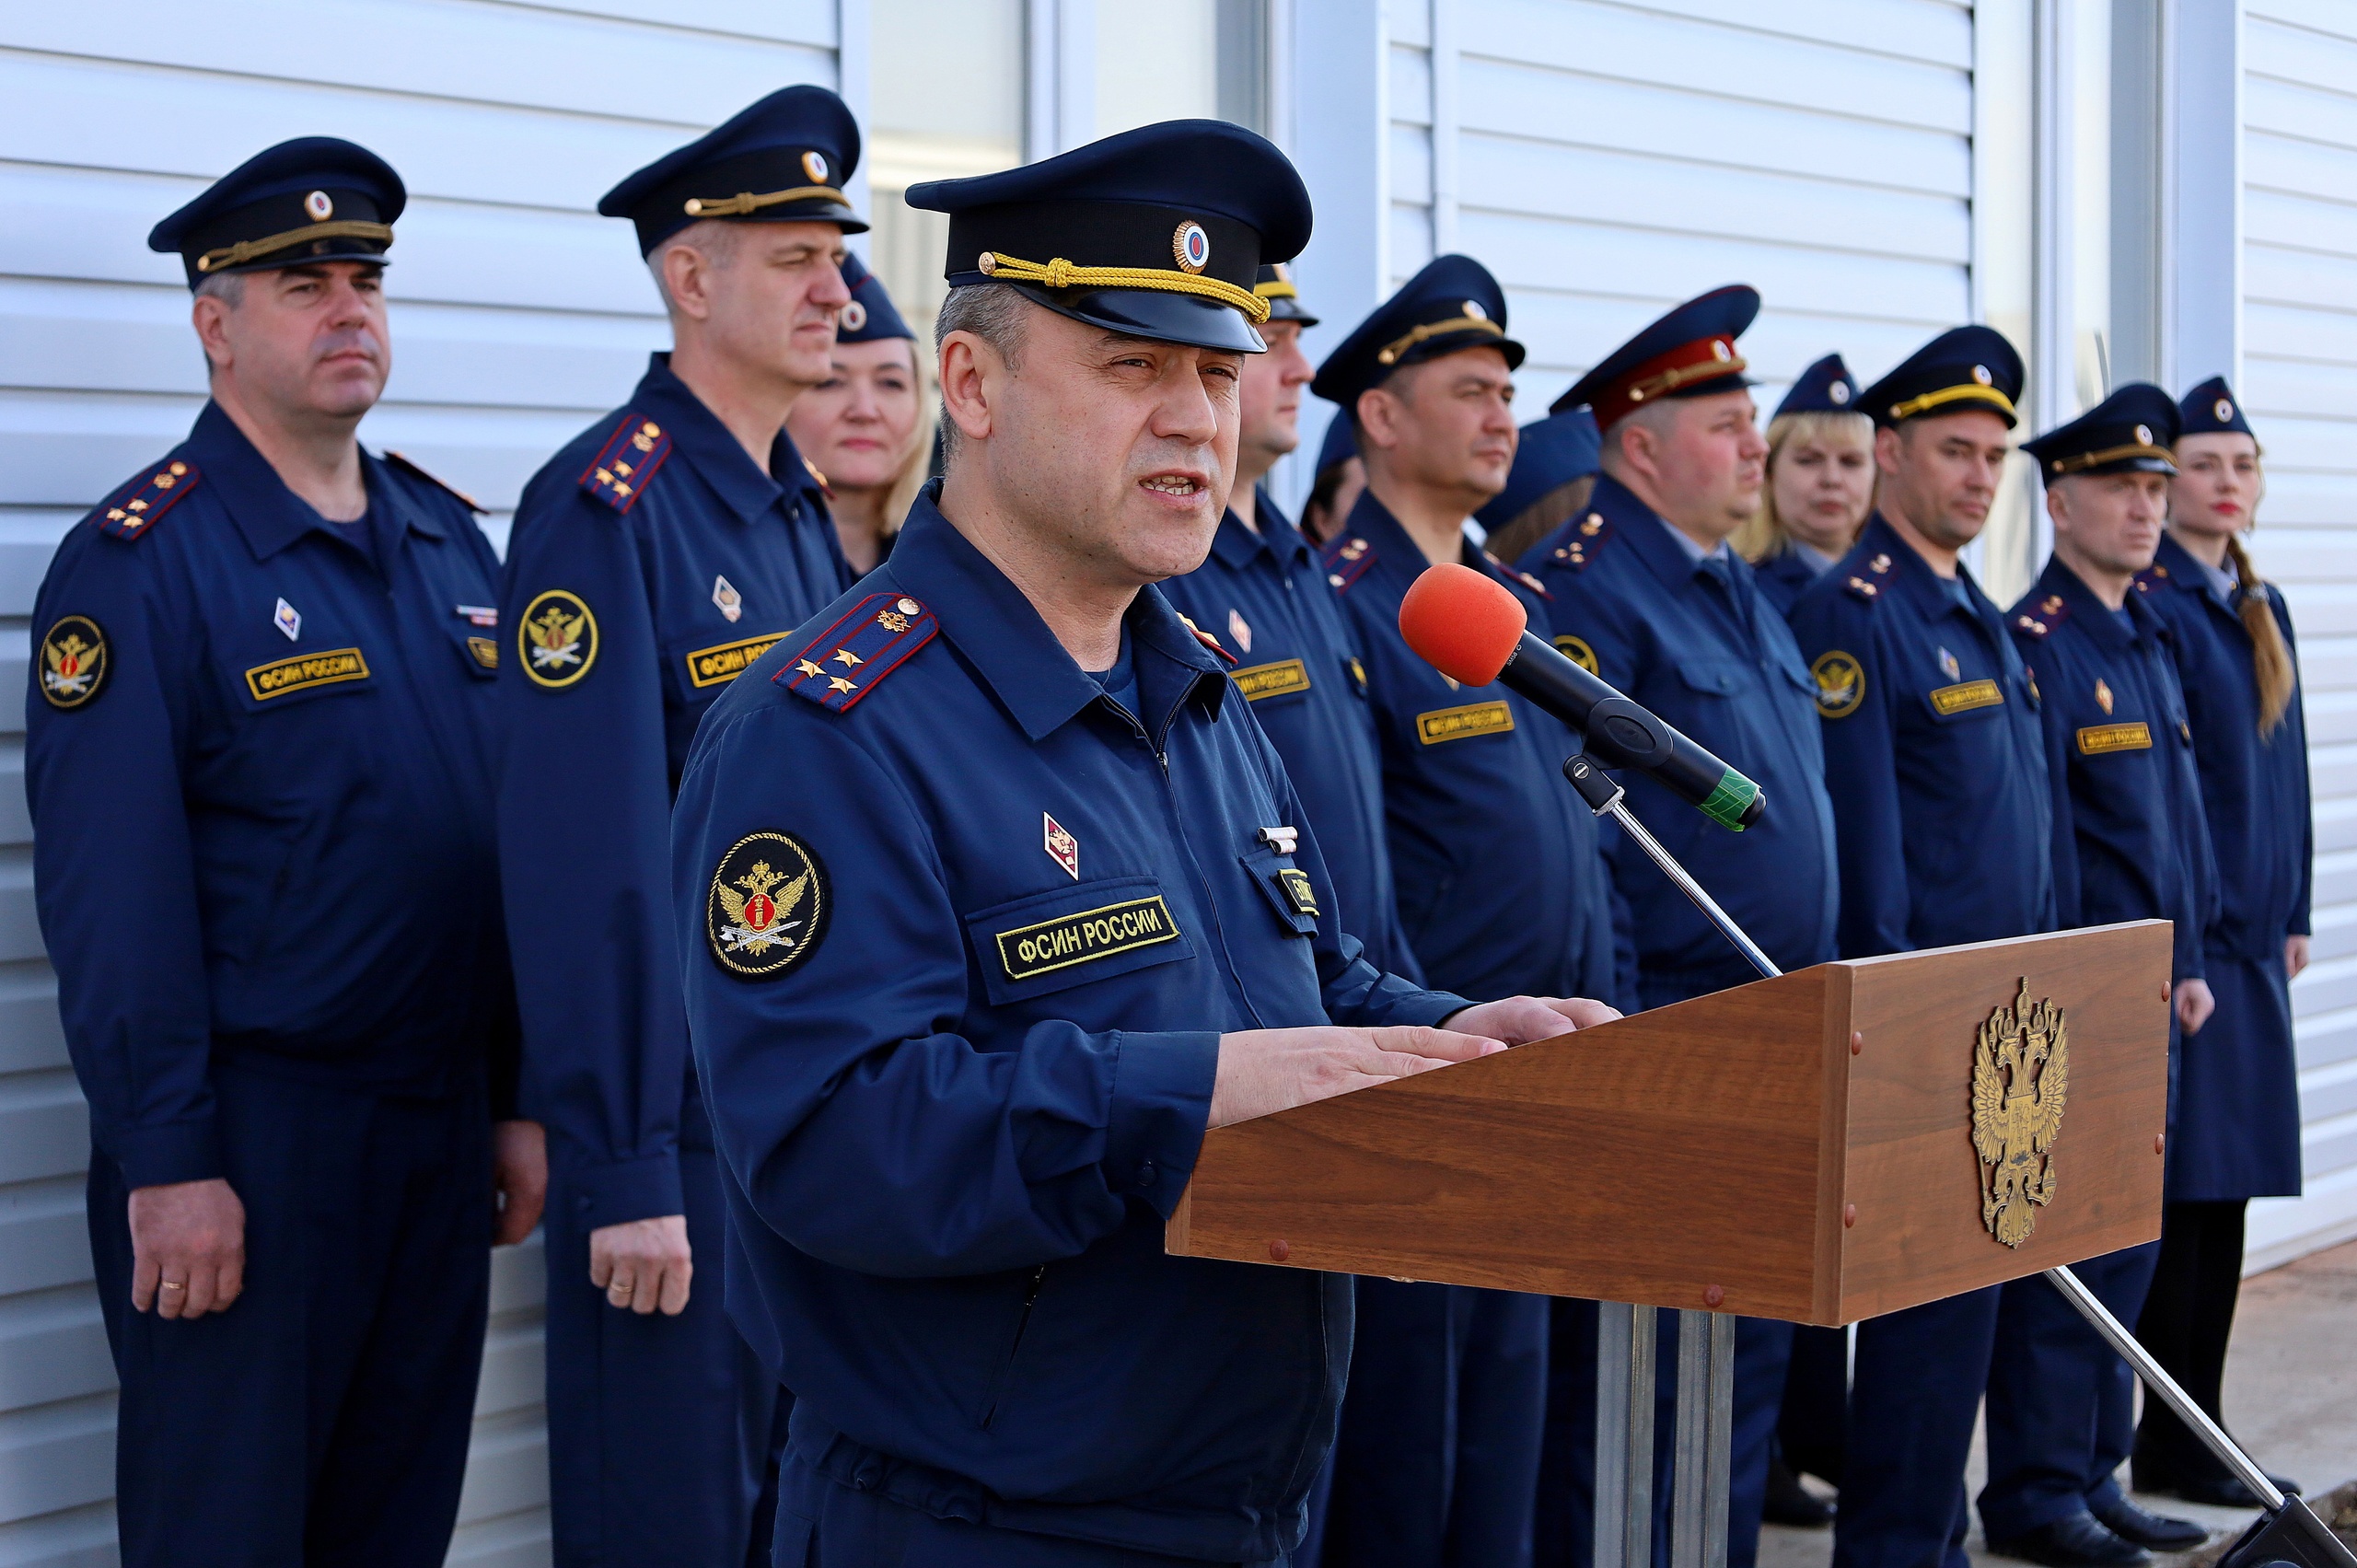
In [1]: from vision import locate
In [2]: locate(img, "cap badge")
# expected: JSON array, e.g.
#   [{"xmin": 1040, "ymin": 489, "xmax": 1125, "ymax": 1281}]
[
  {"xmin": 1973, "ymin": 365, "xmax": 1993, "ymax": 386},
  {"xmin": 304, "ymin": 191, "xmax": 334, "ymax": 221},
  {"xmin": 1463, "ymin": 299, "xmax": 1489, "ymax": 321},
  {"xmin": 2096, "ymin": 679, "xmax": 2114, "ymax": 714},
  {"xmin": 1044, "ymin": 813, "xmax": 1080, "ymax": 880},
  {"xmin": 1173, "ymin": 222, "xmax": 1212, "ymax": 275},
  {"xmin": 1829, "ymin": 381, "xmax": 1851, "ymax": 405},
  {"xmin": 273, "ymin": 598, "xmax": 302, "ymax": 641},
  {"xmin": 2134, "ymin": 424, "xmax": 2153, "ymax": 447},
  {"xmin": 713, "ymin": 575, "xmax": 743, "ymax": 623},
  {"xmin": 977, "ymin": 250, "xmax": 1000, "ymax": 275},
  {"xmin": 840, "ymin": 299, "xmax": 867, "ymax": 332},
  {"xmin": 1228, "ymin": 609, "xmax": 1253, "ymax": 655},
  {"xmin": 801, "ymin": 150, "xmax": 830, "ymax": 184},
  {"xmin": 1712, "ymin": 339, "xmax": 1732, "ymax": 362},
  {"xmin": 2214, "ymin": 398, "xmax": 2234, "ymax": 422}
]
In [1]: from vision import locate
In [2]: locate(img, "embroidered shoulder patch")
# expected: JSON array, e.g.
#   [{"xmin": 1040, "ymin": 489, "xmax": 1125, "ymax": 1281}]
[
  {"xmin": 1546, "ymin": 511, "xmax": 1614, "ymax": 573},
  {"xmin": 519, "ymin": 589, "xmax": 598, "ymax": 688},
  {"xmin": 1810, "ymin": 649, "xmax": 1864, "ymax": 718},
  {"xmin": 580, "ymin": 413, "xmax": 674, "ymax": 514},
  {"xmin": 92, "ymin": 460, "xmax": 200, "ymax": 540},
  {"xmin": 39, "ymin": 615, "xmax": 109, "ymax": 709},
  {"xmin": 778, "ymin": 592, "xmax": 937, "ymax": 714},
  {"xmin": 384, "ymin": 450, "xmax": 487, "ymax": 514},
  {"xmin": 706, "ymin": 830, "xmax": 829, "ymax": 979},
  {"xmin": 1555, "ymin": 634, "xmax": 1599, "ymax": 676},
  {"xmin": 2013, "ymin": 593, "xmax": 2070, "ymax": 639},
  {"xmin": 1321, "ymin": 535, "xmax": 1376, "ymax": 592}
]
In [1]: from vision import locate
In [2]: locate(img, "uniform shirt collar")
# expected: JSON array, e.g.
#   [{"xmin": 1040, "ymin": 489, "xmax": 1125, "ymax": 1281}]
[
  {"xmin": 886, "ymin": 485, "xmax": 1230, "ymax": 743},
  {"xmin": 186, "ymin": 401, "xmax": 441, "ymax": 563},
  {"xmin": 1791, "ymin": 540, "xmax": 1840, "ymax": 575},
  {"xmin": 2155, "ymin": 531, "xmax": 2235, "ymax": 604},
  {"xmin": 2038, "ymin": 553, "xmax": 2158, "ymax": 650},
  {"xmin": 1208, "ymin": 486, "xmax": 1313, "ymax": 572},
  {"xmin": 631, "ymin": 353, "xmax": 828, "ymax": 524}
]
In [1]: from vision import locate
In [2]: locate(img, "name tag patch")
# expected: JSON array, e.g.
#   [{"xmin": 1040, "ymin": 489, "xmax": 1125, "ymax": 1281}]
[
  {"xmin": 997, "ymin": 896, "xmax": 1180, "ymax": 982},
  {"xmin": 1930, "ymin": 679, "xmax": 2003, "ymax": 715},
  {"xmin": 246, "ymin": 646, "xmax": 369, "ymax": 701},
  {"xmin": 2077, "ymin": 722, "xmax": 2153, "ymax": 755},
  {"xmin": 687, "ymin": 633, "xmax": 784, "ymax": 689},
  {"xmin": 1233, "ymin": 658, "xmax": 1311, "ymax": 701},
  {"xmin": 1416, "ymin": 701, "xmax": 1515, "ymax": 745}
]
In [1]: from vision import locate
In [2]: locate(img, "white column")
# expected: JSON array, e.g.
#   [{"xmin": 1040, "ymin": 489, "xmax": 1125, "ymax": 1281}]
[{"xmin": 2157, "ymin": 0, "xmax": 2245, "ymax": 391}]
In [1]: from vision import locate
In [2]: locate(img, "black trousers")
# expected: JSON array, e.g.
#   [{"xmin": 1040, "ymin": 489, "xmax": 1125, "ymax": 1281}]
[{"xmin": 2131, "ymin": 1199, "xmax": 2247, "ymax": 1483}]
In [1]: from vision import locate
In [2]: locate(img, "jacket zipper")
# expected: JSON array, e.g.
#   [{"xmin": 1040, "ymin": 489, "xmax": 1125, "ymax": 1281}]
[{"xmin": 980, "ymin": 1263, "xmax": 1049, "ymax": 1430}]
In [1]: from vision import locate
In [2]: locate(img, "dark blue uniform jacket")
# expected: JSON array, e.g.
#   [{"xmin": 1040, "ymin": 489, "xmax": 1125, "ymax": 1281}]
[
  {"xmin": 29, "ymin": 402, "xmax": 518, "ymax": 1190},
  {"xmin": 671, "ymin": 492, "xmax": 1468, "ymax": 1563},
  {"xmin": 1157, "ymin": 488, "xmax": 1421, "ymax": 980},
  {"xmin": 1788, "ymin": 516, "xmax": 2056, "ymax": 958},
  {"xmin": 1319, "ymin": 493, "xmax": 1619, "ymax": 1005},
  {"xmin": 2008, "ymin": 557, "xmax": 2217, "ymax": 982},
  {"xmin": 1522, "ymin": 476, "xmax": 1838, "ymax": 992},
  {"xmin": 2135, "ymin": 534, "xmax": 2311, "ymax": 1198},
  {"xmin": 1750, "ymin": 546, "xmax": 1823, "ymax": 618},
  {"xmin": 497, "ymin": 353, "xmax": 847, "ymax": 1227}
]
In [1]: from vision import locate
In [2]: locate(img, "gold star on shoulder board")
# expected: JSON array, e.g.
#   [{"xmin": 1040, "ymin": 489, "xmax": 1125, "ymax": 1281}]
[
  {"xmin": 831, "ymin": 648, "xmax": 865, "ymax": 668},
  {"xmin": 828, "ymin": 676, "xmax": 856, "ymax": 694},
  {"xmin": 796, "ymin": 659, "xmax": 824, "ymax": 678}
]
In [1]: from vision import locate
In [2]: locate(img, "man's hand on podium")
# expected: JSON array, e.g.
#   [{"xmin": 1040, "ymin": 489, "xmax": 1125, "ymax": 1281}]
[
  {"xmin": 1442, "ymin": 995, "xmax": 1622, "ymax": 1044},
  {"xmin": 1209, "ymin": 1025, "xmax": 1508, "ymax": 1129}
]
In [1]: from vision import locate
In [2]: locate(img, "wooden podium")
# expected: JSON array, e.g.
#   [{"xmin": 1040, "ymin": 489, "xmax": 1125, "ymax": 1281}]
[{"xmin": 1167, "ymin": 921, "xmax": 2172, "ymax": 1326}]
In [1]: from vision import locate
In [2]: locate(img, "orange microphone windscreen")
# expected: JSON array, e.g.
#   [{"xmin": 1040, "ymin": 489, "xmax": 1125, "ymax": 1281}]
[{"xmin": 1398, "ymin": 562, "xmax": 1528, "ymax": 686}]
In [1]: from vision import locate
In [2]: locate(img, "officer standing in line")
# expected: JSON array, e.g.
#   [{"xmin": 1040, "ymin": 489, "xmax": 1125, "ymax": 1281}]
[
  {"xmin": 2130, "ymin": 378, "xmax": 2308, "ymax": 1507},
  {"xmin": 28, "ymin": 138, "xmax": 544, "ymax": 1566},
  {"xmin": 1983, "ymin": 387, "xmax": 2217, "ymax": 1568},
  {"xmin": 1784, "ymin": 328, "xmax": 2055, "ymax": 1568},
  {"xmin": 1520, "ymin": 286, "xmax": 1837, "ymax": 1568},
  {"xmin": 670, "ymin": 119, "xmax": 1620, "ymax": 1566},
  {"xmin": 494, "ymin": 85, "xmax": 859, "ymax": 1568},
  {"xmin": 1743, "ymin": 354, "xmax": 1875, "ymax": 618},
  {"xmin": 1313, "ymin": 254, "xmax": 1621, "ymax": 1568}
]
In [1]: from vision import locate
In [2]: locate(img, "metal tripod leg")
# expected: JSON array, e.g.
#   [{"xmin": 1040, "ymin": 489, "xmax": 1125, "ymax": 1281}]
[{"xmin": 1596, "ymin": 1302, "xmax": 1657, "ymax": 1568}]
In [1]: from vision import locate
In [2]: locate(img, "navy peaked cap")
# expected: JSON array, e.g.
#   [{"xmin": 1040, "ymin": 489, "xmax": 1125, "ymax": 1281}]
[
  {"xmin": 1256, "ymin": 262, "xmax": 1318, "ymax": 327},
  {"xmin": 149, "ymin": 137, "xmax": 404, "ymax": 289},
  {"xmin": 600, "ymin": 84, "xmax": 865, "ymax": 255},
  {"xmin": 2178, "ymin": 376, "xmax": 2254, "ymax": 439},
  {"xmin": 1773, "ymin": 354, "xmax": 1865, "ymax": 420},
  {"xmin": 1551, "ymin": 285, "xmax": 1758, "ymax": 424},
  {"xmin": 1312, "ymin": 412, "xmax": 1358, "ymax": 476},
  {"xmin": 1312, "ymin": 254, "xmax": 1523, "ymax": 408},
  {"xmin": 905, "ymin": 120, "xmax": 1311, "ymax": 354},
  {"xmin": 835, "ymin": 251, "xmax": 914, "ymax": 343},
  {"xmin": 2024, "ymin": 382, "xmax": 2180, "ymax": 482},
  {"xmin": 1858, "ymin": 325, "xmax": 2023, "ymax": 429},
  {"xmin": 1477, "ymin": 410, "xmax": 1601, "ymax": 529}
]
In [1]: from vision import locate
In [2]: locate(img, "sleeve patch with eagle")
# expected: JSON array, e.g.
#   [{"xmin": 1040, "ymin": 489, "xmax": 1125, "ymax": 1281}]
[
  {"xmin": 706, "ymin": 830, "xmax": 829, "ymax": 979},
  {"xmin": 39, "ymin": 615, "xmax": 109, "ymax": 710},
  {"xmin": 518, "ymin": 589, "xmax": 598, "ymax": 689}
]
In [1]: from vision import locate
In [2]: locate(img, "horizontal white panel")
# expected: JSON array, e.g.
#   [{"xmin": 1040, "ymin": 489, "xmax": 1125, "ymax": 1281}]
[
  {"xmin": 0, "ymin": 1180, "xmax": 92, "ymax": 1299},
  {"xmin": 2278, "ymin": 583, "xmax": 2357, "ymax": 639},
  {"xmin": 0, "ymin": 967, "xmax": 64, "ymax": 1079},
  {"xmin": 475, "ymin": 1318, "xmax": 547, "ymax": 1420},
  {"xmin": 0, "ymin": 746, "xmax": 29, "ymax": 847},
  {"xmin": 0, "ymin": 1393, "xmax": 113, "ymax": 1527},
  {"xmin": 2247, "ymin": 12, "xmax": 2357, "ymax": 107},
  {"xmin": 466, "ymin": 0, "xmax": 832, "ymax": 41},
  {"xmin": 2246, "ymin": 132, "xmax": 2357, "ymax": 215},
  {"xmin": 445, "ymin": 1504, "xmax": 552, "ymax": 1568},
  {"xmin": 3, "ymin": 3, "xmax": 832, "ymax": 140},
  {"xmin": 1390, "ymin": 203, "xmax": 1435, "ymax": 280},
  {"xmin": 0, "ymin": 1292, "xmax": 111, "ymax": 1417},
  {"xmin": 1459, "ymin": 134, "xmax": 1970, "ymax": 264},
  {"xmin": 0, "ymin": 1498, "xmax": 115, "ymax": 1568},
  {"xmin": 1461, "ymin": 0, "xmax": 1971, "ymax": 134},
  {"xmin": 2295, "ymin": 1000, "xmax": 2357, "ymax": 1070},
  {"xmin": 1390, "ymin": 41, "xmax": 1434, "ymax": 126},
  {"xmin": 0, "ymin": 1074, "xmax": 87, "ymax": 1189},
  {"xmin": 2247, "ymin": 186, "xmax": 2357, "ymax": 268},
  {"xmin": 2303, "ymin": 1121, "xmax": 2357, "ymax": 1180},
  {"xmin": 2247, "ymin": 239, "xmax": 2357, "ymax": 319},
  {"xmin": 1602, "ymin": 0, "xmax": 1972, "ymax": 65},
  {"xmin": 452, "ymin": 1409, "xmax": 549, "ymax": 1526},
  {"xmin": 1459, "ymin": 57, "xmax": 1970, "ymax": 199},
  {"xmin": 2246, "ymin": 78, "xmax": 2357, "ymax": 173},
  {"xmin": 2247, "ymin": 301, "xmax": 2357, "ymax": 370},
  {"xmin": 1388, "ymin": 0, "xmax": 1432, "ymax": 50},
  {"xmin": 2233, "ymin": 415, "xmax": 2357, "ymax": 482},
  {"xmin": 2300, "ymin": 1054, "xmax": 2357, "ymax": 1122},
  {"xmin": 2305, "ymin": 688, "xmax": 2357, "ymax": 747},
  {"xmin": 2243, "ymin": 355, "xmax": 2357, "ymax": 425},
  {"xmin": 0, "ymin": 517, "xmax": 75, "ymax": 629},
  {"xmin": 1390, "ymin": 123, "xmax": 1433, "ymax": 205},
  {"xmin": 1511, "ymin": 299, "xmax": 1942, "ymax": 405},
  {"xmin": 2247, "ymin": 1164, "xmax": 2357, "ymax": 1272},
  {"xmin": 2252, "ymin": 470, "xmax": 2357, "ymax": 529},
  {"xmin": 2293, "ymin": 949, "xmax": 2357, "ymax": 1016}
]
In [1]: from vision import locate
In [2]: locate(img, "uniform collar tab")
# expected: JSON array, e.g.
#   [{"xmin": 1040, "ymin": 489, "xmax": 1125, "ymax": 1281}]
[
  {"xmin": 2038, "ymin": 555, "xmax": 2150, "ymax": 646},
  {"xmin": 635, "ymin": 354, "xmax": 820, "ymax": 522}
]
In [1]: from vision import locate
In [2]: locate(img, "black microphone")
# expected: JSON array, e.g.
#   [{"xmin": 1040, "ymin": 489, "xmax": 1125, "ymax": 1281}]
[{"xmin": 1399, "ymin": 563, "xmax": 1766, "ymax": 831}]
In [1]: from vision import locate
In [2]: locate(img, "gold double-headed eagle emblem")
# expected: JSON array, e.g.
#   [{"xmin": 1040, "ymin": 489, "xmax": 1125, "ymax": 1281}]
[{"xmin": 1970, "ymin": 979, "xmax": 2070, "ymax": 1248}]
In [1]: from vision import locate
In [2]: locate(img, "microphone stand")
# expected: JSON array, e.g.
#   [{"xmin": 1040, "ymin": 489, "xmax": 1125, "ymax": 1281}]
[{"xmin": 1558, "ymin": 751, "xmax": 2347, "ymax": 1568}]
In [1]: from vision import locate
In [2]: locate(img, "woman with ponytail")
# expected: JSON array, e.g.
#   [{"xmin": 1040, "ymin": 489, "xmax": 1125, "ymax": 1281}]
[{"xmin": 2130, "ymin": 376, "xmax": 2309, "ymax": 1507}]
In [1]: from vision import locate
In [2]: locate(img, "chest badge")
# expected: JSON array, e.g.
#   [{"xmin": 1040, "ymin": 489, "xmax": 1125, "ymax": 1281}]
[
  {"xmin": 714, "ymin": 575, "xmax": 743, "ymax": 623},
  {"xmin": 273, "ymin": 598, "xmax": 302, "ymax": 641},
  {"xmin": 1228, "ymin": 609, "xmax": 1253, "ymax": 655},
  {"xmin": 1971, "ymin": 979, "xmax": 2069, "ymax": 1248},
  {"xmin": 1044, "ymin": 813, "xmax": 1080, "ymax": 880},
  {"xmin": 2095, "ymin": 679, "xmax": 2114, "ymax": 715},
  {"xmin": 39, "ymin": 614, "xmax": 109, "ymax": 710},
  {"xmin": 1938, "ymin": 646, "xmax": 1959, "ymax": 681},
  {"xmin": 520, "ymin": 588, "xmax": 598, "ymax": 689},
  {"xmin": 456, "ymin": 604, "xmax": 497, "ymax": 628},
  {"xmin": 706, "ymin": 830, "xmax": 829, "ymax": 980}
]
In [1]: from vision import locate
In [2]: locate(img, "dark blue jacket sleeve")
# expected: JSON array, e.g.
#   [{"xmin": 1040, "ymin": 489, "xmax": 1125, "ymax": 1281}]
[
  {"xmin": 496, "ymin": 482, "xmax": 686, "ymax": 1228},
  {"xmin": 27, "ymin": 529, "xmax": 222, "ymax": 1188},
  {"xmin": 1790, "ymin": 591, "xmax": 1912, "ymax": 958},
  {"xmin": 2281, "ymin": 591, "xmax": 2314, "ymax": 939},
  {"xmin": 2016, "ymin": 638, "xmax": 2084, "ymax": 935}
]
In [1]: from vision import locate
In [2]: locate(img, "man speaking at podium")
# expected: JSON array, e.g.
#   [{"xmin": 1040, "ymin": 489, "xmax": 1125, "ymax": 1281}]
[{"xmin": 669, "ymin": 122, "xmax": 1617, "ymax": 1566}]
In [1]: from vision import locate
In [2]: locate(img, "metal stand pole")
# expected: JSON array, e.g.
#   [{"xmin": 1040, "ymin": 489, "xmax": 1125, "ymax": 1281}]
[{"xmin": 1594, "ymin": 1302, "xmax": 1657, "ymax": 1568}]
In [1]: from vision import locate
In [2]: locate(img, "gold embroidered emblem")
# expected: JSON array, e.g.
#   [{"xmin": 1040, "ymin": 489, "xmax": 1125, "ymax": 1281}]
[
  {"xmin": 245, "ymin": 646, "xmax": 369, "ymax": 701},
  {"xmin": 1233, "ymin": 659, "xmax": 1312, "ymax": 701},
  {"xmin": 1970, "ymin": 980, "xmax": 2070, "ymax": 1248},
  {"xmin": 2078, "ymin": 723, "xmax": 2152, "ymax": 755},
  {"xmin": 1930, "ymin": 679, "xmax": 2003, "ymax": 716},
  {"xmin": 1416, "ymin": 701, "xmax": 1515, "ymax": 744},
  {"xmin": 1277, "ymin": 868, "xmax": 1319, "ymax": 917},
  {"xmin": 520, "ymin": 589, "xmax": 598, "ymax": 689},
  {"xmin": 996, "ymin": 896, "xmax": 1180, "ymax": 982},
  {"xmin": 40, "ymin": 615, "xmax": 109, "ymax": 710},
  {"xmin": 1810, "ymin": 650, "xmax": 1864, "ymax": 718},
  {"xmin": 706, "ymin": 830, "xmax": 828, "ymax": 980},
  {"xmin": 1555, "ymin": 634, "xmax": 1599, "ymax": 676},
  {"xmin": 468, "ymin": 636, "xmax": 498, "ymax": 669},
  {"xmin": 686, "ymin": 633, "xmax": 784, "ymax": 689}
]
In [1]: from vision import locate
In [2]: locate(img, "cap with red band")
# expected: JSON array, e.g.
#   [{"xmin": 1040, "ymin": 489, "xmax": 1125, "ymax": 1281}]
[{"xmin": 1549, "ymin": 284, "xmax": 1759, "ymax": 428}]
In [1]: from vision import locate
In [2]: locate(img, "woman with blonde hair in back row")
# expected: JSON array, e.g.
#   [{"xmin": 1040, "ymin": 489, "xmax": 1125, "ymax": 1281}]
[
  {"xmin": 1736, "ymin": 354, "xmax": 1876, "ymax": 615},
  {"xmin": 787, "ymin": 252, "xmax": 935, "ymax": 575}
]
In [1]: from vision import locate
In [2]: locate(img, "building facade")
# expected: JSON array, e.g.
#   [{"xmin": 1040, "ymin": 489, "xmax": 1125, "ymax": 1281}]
[{"xmin": 0, "ymin": 2, "xmax": 2347, "ymax": 1561}]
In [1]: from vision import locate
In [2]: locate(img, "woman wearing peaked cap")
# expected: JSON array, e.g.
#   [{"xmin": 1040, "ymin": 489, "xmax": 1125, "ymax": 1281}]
[
  {"xmin": 788, "ymin": 251, "xmax": 933, "ymax": 573},
  {"xmin": 2128, "ymin": 377, "xmax": 2308, "ymax": 1507},
  {"xmin": 1475, "ymin": 407, "xmax": 1602, "ymax": 566},
  {"xmin": 1736, "ymin": 354, "xmax": 1875, "ymax": 616}
]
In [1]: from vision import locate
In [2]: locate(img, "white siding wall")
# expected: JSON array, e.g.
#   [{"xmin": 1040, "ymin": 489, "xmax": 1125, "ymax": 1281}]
[
  {"xmin": 2241, "ymin": 0, "xmax": 2357, "ymax": 1272},
  {"xmin": 0, "ymin": 6, "xmax": 840, "ymax": 1563}
]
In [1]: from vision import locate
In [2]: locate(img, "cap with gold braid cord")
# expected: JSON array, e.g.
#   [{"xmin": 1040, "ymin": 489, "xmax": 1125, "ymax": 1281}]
[
  {"xmin": 1857, "ymin": 324, "xmax": 2024, "ymax": 430},
  {"xmin": 1550, "ymin": 284, "xmax": 1756, "ymax": 426},
  {"xmin": 2023, "ymin": 382, "xmax": 2180, "ymax": 482},
  {"xmin": 148, "ymin": 137, "xmax": 404, "ymax": 289},
  {"xmin": 599, "ymin": 84, "xmax": 866, "ymax": 255},
  {"xmin": 1311, "ymin": 254, "xmax": 1523, "ymax": 410},
  {"xmin": 905, "ymin": 119, "xmax": 1311, "ymax": 355},
  {"xmin": 1255, "ymin": 262, "xmax": 1318, "ymax": 327}
]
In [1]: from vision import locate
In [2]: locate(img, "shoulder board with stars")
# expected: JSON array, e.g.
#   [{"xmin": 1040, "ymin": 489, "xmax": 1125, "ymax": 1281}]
[
  {"xmin": 2013, "ymin": 592, "xmax": 2071, "ymax": 638},
  {"xmin": 1841, "ymin": 549, "xmax": 1897, "ymax": 603},
  {"xmin": 1320, "ymin": 534, "xmax": 1376, "ymax": 593},
  {"xmin": 384, "ymin": 450, "xmax": 487, "ymax": 514},
  {"xmin": 2131, "ymin": 563, "xmax": 2172, "ymax": 597},
  {"xmin": 91, "ymin": 459, "xmax": 201, "ymax": 540},
  {"xmin": 1175, "ymin": 613, "xmax": 1237, "ymax": 666},
  {"xmin": 1489, "ymin": 552, "xmax": 1554, "ymax": 600},
  {"xmin": 777, "ymin": 591, "xmax": 937, "ymax": 714},
  {"xmin": 1545, "ymin": 511, "xmax": 1615, "ymax": 574},
  {"xmin": 579, "ymin": 412, "xmax": 674, "ymax": 515}
]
